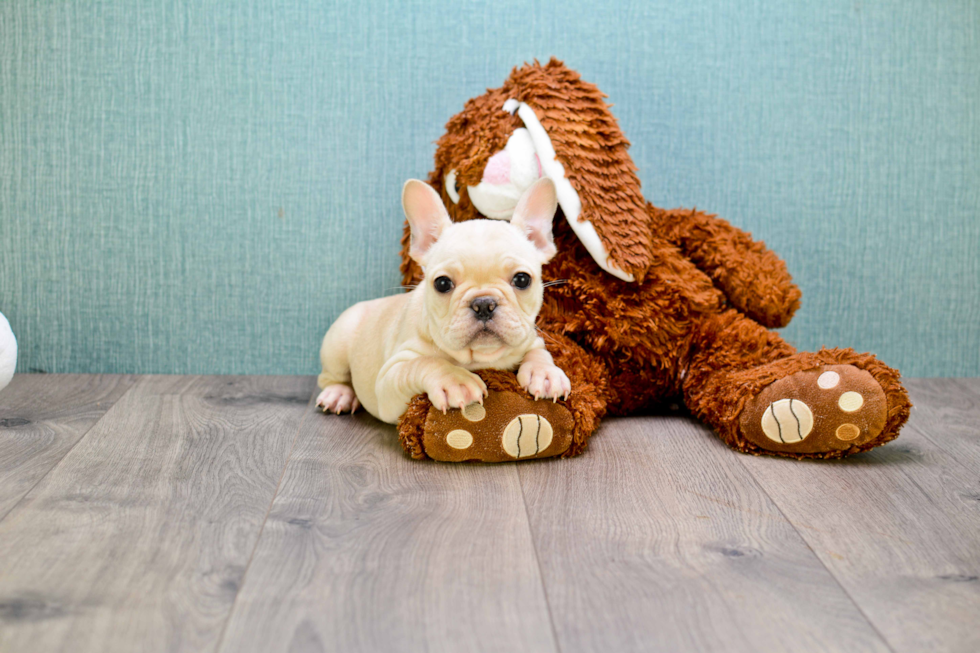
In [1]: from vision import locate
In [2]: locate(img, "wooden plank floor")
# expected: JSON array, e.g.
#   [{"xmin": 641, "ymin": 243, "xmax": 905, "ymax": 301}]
[{"xmin": 0, "ymin": 375, "xmax": 977, "ymax": 653}]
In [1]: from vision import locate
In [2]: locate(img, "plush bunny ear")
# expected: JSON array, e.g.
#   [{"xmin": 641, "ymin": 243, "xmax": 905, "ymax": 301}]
[
  {"xmin": 402, "ymin": 179, "xmax": 452, "ymax": 263},
  {"xmin": 510, "ymin": 177, "xmax": 558, "ymax": 262},
  {"xmin": 504, "ymin": 59, "xmax": 655, "ymax": 282}
]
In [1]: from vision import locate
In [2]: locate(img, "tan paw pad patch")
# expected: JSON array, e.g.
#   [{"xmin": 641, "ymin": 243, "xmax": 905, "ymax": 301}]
[
  {"xmin": 836, "ymin": 423, "xmax": 861, "ymax": 441},
  {"xmin": 760, "ymin": 399, "xmax": 813, "ymax": 443},
  {"xmin": 838, "ymin": 391, "xmax": 864, "ymax": 412},
  {"xmin": 461, "ymin": 402, "xmax": 486, "ymax": 422},
  {"xmin": 502, "ymin": 414, "xmax": 553, "ymax": 459},
  {"xmin": 817, "ymin": 371, "xmax": 840, "ymax": 389},
  {"xmin": 446, "ymin": 429, "xmax": 474, "ymax": 449}
]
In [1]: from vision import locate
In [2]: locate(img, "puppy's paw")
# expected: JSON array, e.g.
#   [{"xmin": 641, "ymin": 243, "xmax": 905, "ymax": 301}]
[
  {"xmin": 424, "ymin": 368, "xmax": 488, "ymax": 413},
  {"xmin": 517, "ymin": 362, "xmax": 571, "ymax": 401},
  {"xmin": 316, "ymin": 384, "xmax": 360, "ymax": 415}
]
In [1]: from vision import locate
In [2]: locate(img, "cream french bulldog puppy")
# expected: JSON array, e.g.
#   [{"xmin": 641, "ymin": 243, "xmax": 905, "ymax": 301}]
[{"xmin": 316, "ymin": 177, "xmax": 571, "ymax": 424}]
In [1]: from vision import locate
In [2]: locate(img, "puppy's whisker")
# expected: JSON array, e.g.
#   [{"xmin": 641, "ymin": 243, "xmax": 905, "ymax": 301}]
[
  {"xmin": 535, "ymin": 327, "xmax": 564, "ymax": 348},
  {"xmin": 542, "ymin": 279, "xmax": 568, "ymax": 288}
]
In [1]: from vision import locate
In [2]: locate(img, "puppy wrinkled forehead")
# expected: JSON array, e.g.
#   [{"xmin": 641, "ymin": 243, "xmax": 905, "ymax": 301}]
[{"xmin": 430, "ymin": 220, "xmax": 539, "ymax": 270}]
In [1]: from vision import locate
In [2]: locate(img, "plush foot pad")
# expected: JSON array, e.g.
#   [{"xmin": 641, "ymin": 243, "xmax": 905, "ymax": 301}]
[
  {"xmin": 739, "ymin": 365, "xmax": 887, "ymax": 454},
  {"xmin": 422, "ymin": 390, "xmax": 574, "ymax": 462}
]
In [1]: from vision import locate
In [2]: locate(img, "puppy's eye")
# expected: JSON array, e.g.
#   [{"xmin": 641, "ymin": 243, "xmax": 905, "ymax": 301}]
[
  {"xmin": 433, "ymin": 276, "xmax": 454, "ymax": 293},
  {"xmin": 512, "ymin": 272, "xmax": 532, "ymax": 289}
]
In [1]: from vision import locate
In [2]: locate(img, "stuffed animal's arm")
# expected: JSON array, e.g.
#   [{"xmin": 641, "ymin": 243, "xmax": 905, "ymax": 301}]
[{"xmin": 653, "ymin": 206, "xmax": 801, "ymax": 328}]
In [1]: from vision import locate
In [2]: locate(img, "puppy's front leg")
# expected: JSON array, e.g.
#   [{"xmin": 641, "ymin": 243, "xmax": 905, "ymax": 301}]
[
  {"xmin": 376, "ymin": 354, "xmax": 488, "ymax": 423},
  {"xmin": 517, "ymin": 338, "xmax": 571, "ymax": 401}
]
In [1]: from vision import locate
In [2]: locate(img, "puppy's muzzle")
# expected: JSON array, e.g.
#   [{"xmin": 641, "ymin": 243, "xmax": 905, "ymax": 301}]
[{"xmin": 470, "ymin": 296, "xmax": 497, "ymax": 323}]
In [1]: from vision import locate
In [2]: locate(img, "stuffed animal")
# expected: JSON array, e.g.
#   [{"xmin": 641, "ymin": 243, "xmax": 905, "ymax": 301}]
[
  {"xmin": 397, "ymin": 59, "xmax": 910, "ymax": 462},
  {"xmin": 0, "ymin": 311, "xmax": 16, "ymax": 393}
]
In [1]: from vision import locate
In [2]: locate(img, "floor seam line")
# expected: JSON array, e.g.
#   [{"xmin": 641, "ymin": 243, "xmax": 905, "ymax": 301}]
[
  {"xmin": 211, "ymin": 379, "xmax": 318, "ymax": 653},
  {"xmin": 733, "ymin": 453, "xmax": 899, "ymax": 653},
  {"xmin": 517, "ymin": 465, "xmax": 564, "ymax": 653},
  {"xmin": 904, "ymin": 405, "xmax": 980, "ymax": 478},
  {"xmin": 0, "ymin": 374, "xmax": 143, "ymax": 525}
]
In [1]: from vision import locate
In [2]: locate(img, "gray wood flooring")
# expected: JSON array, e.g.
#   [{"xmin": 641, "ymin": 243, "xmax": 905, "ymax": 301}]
[{"xmin": 0, "ymin": 375, "xmax": 977, "ymax": 653}]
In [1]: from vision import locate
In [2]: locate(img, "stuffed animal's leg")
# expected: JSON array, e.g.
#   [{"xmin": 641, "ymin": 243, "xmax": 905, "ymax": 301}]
[
  {"xmin": 681, "ymin": 310, "xmax": 911, "ymax": 458},
  {"xmin": 545, "ymin": 333, "xmax": 610, "ymax": 456},
  {"xmin": 397, "ymin": 333, "xmax": 610, "ymax": 461},
  {"xmin": 652, "ymin": 205, "xmax": 802, "ymax": 328}
]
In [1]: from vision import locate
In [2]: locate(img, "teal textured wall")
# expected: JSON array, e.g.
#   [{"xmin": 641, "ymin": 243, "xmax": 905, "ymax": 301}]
[{"xmin": 1, "ymin": 1, "xmax": 977, "ymax": 377}]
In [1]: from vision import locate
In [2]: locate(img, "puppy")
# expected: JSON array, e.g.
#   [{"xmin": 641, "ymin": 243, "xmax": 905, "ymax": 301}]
[{"xmin": 316, "ymin": 177, "xmax": 571, "ymax": 424}]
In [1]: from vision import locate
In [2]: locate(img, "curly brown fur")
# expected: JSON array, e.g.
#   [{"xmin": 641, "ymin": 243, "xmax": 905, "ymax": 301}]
[{"xmin": 652, "ymin": 207, "xmax": 802, "ymax": 328}]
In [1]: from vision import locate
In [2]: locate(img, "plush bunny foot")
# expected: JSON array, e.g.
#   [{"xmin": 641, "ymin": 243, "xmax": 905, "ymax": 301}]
[
  {"xmin": 316, "ymin": 384, "xmax": 360, "ymax": 414},
  {"xmin": 412, "ymin": 389, "xmax": 574, "ymax": 462},
  {"xmin": 739, "ymin": 365, "xmax": 889, "ymax": 455}
]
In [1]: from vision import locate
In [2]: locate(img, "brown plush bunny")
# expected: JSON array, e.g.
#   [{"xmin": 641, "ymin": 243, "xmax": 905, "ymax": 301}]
[{"xmin": 397, "ymin": 58, "xmax": 910, "ymax": 462}]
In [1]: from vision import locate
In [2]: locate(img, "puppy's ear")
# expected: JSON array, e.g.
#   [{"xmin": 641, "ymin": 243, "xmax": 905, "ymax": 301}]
[
  {"xmin": 402, "ymin": 179, "xmax": 452, "ymax": 263},
  {"xmin": 510, "ymin": 177, "xmax": 558, "ymax": 262}
]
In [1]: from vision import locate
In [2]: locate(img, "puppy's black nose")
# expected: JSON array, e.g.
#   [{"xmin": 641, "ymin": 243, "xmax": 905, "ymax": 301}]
[{"xmin": 470, "ymin": 296, "xmax": 497, "ymax": 322}]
